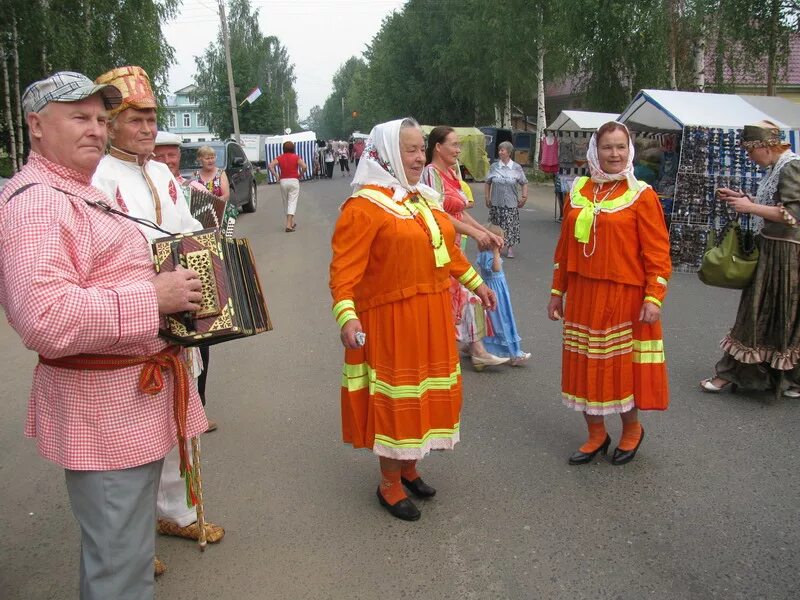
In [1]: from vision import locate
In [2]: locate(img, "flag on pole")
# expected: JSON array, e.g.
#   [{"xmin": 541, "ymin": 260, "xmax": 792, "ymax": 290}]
[{"xmin": 240, "ymin": 87, "xmax": 262, "ymax": 106}]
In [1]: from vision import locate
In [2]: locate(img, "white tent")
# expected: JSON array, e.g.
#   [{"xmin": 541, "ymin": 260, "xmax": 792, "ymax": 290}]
[
  {"xmin": 618, "ymin": 89, "xmax": 792, "ymax": 131},
  {"xmin": 549, "ymin": 110, "xmax": 620, "ymax": 131},
  {"xmin": 740, "ymin": 95, "xmax": 800, "ymax": 128},
  {"xmin": 264, "ymin": 130, "xmax": 317, "ymax": 145}
]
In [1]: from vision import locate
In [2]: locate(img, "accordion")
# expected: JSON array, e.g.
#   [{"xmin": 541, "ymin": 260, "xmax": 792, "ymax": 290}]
[
  {"xmin": 188, "ymin": 185, "xmax": 228, "ymax": 230},
  {"xmin": 151, "ymin": 228, "xmax": 272, "ymax": 345}
]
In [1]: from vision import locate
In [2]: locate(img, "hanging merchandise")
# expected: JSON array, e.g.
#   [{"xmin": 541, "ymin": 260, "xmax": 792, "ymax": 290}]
[
  {"xmin": 539, "ymin": 133, "xmax": 559, "ymax": 174},
  {"xmin": 669, "ymin": 126, "xmax": 763, "ymax": 273}
]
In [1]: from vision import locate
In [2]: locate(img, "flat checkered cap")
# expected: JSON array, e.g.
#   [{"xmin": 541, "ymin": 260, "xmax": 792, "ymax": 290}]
[{"xmin": 22, "ymin": 71, "xmax": 122, "ymax": 115}]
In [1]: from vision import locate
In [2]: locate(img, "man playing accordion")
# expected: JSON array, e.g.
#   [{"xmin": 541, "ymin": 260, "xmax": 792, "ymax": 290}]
[{"xmin": 0, "ymin": 71, "xmax": 207, "ymax": 599}]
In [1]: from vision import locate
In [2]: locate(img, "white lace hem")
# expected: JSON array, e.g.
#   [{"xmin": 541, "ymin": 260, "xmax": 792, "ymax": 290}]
[{"xmin": 371, "ymin": 432, "xmax": 460, "ymax": 460}]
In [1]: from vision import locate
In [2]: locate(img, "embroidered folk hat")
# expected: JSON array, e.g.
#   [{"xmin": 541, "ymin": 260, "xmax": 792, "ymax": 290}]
[
  {"xmin": 740, "ymin": 120, "xmax": 789, "ymax": 150},
  {"xmin": 21, "ymin": 71, "xmax": 122, "ymax": 116},
  {"xmin": 95, "ymin": 66, "xmax": 157, "ymax": 117}
]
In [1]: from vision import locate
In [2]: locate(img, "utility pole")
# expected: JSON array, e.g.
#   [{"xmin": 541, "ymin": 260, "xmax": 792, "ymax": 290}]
[{"xmin": 218, "ymin": 0, "xmax": 240, "ymax": 142}]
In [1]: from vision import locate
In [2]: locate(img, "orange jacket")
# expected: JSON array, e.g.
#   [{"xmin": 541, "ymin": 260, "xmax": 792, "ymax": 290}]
[
  {"xmin": 551, "ymin": 177, "xmax": 671, "ymax": 306},
  {"xmin": 330, "ymin": 185, "xmax": 482, "ymax": 324}
]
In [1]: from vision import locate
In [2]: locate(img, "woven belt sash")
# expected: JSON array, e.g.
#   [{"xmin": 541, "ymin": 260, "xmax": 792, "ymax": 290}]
[{"xmin": 38, "ymin": 346, "xmax": 199, "ymax": 506}]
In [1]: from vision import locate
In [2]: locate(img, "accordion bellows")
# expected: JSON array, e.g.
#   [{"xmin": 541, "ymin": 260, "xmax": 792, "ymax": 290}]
[
  {"xmin": 152, "ymin": 228, "xmax": 272, "ymax": 345},
  {"xmin": 189, "ymin": 187, "xmax": 227, "ymax": 229}
]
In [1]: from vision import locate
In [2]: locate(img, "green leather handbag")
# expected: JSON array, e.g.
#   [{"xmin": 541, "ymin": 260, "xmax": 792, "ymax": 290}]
[{"xmin": 697, "ymin": 221, "xmax": 759, "ymax": 289}]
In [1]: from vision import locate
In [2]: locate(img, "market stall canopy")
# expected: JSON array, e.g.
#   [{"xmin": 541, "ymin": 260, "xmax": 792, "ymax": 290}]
[
  {"xmin": 421, "ymin": 125, "xmax": 490, "ymax": 181},
  {"xmin": 549, "ymin": 110, "xmax": 620, "ymax": 132},
  {"xmin": 740, "ymin": 95, "xmax": 800, "ymax": 128},
  {"xmin": 618, "ymin": 89, "xmax": 790, "ymax": 131},
  {"xmin": 264, "ymin": 130, "xmax": 316, "ymax": 145},
  {"xmin": 351, "ymin": 131, "xmax": 370, "ymax": 140}
]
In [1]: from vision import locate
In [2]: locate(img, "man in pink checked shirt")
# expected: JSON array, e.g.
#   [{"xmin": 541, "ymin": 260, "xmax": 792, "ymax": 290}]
[{"xmin": 0, "ymin": 71, "xmax": 207, "ymax": 600}]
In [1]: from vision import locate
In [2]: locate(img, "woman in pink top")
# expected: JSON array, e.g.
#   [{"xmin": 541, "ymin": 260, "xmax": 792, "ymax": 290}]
[
  {"xmin": 269, "ymin": 141, "xmax": 308, "ymax": 232},
  {"xmin": 421, "ymin": 126, "xmax": 508, "ymax": 371}
]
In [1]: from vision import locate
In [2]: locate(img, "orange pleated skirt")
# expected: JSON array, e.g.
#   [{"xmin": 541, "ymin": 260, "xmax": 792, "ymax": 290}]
[
  {"xmin": 340, "ymin": 290, "xmax": 463, "ymax": 460},
  {"xmin": 561, "ymin": 273, "xmax": 669, "ymax": 415}
]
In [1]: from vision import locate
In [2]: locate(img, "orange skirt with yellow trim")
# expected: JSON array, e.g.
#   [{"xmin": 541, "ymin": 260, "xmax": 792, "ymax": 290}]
[
  {"xmin": 341, "ymin": 290, "xmax": 463, "ymax": 460},
  {"xmin": 561, "ymin": 273, "xmax": 669, "ymax": 415}
]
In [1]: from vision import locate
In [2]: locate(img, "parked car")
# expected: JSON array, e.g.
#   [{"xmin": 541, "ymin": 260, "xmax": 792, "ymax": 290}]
[{"xmin": 179, "ymin": 140, "xmax": 258, "ymax": 213}]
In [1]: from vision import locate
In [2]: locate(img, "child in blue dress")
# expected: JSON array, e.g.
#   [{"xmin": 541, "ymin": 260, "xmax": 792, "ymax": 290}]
[{"xmin": 477, "ymin": 225, "xmax": 531, "ymax": 366}]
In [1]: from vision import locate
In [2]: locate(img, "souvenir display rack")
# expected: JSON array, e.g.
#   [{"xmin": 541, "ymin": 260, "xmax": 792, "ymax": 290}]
[{"xmin": 669, "ymin": 126, "xmax": 764, "ymax": 273}]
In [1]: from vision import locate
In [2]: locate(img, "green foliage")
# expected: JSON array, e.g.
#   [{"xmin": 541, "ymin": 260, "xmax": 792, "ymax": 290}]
[
  {"xmin": 193, "ymin": 0, "xmax": 299, "ymax": 139},
  {"xmin": 313, "ymin": 0, "xmax": 799, "ymax": 134},
  {"xmin": 318, "ymin": 57, "xmax": 368, "ymax": 138},
  {"xmin": 1, "ymin": 0, "xmax": 180, "ymax": 163}
]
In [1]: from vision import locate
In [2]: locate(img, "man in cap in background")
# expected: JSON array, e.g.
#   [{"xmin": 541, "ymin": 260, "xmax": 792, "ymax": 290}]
[
  {"xmin": 92, "ymin": 67, "xmax": 225, "ymax": 572},
  {"xmin": 0, "ymin": 71, "xmax": 206, "ymax": 599},
  {"xmin": 154, "ymin": 130, "xmax": 186, "ymax": 183}
]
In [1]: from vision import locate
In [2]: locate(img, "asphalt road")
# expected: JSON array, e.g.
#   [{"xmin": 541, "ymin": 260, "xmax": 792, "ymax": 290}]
[{"xmin": 1, "ymin": 170, "xmax": 799, "ymax": 600}]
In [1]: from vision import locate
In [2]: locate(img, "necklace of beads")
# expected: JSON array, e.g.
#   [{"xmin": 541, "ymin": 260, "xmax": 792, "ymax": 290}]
[
  {"xmin": 583, "ymin": 181, "xmax": 622, "ymax": 258},
  {"xmin": 400, "ymin": 194, "xmax": 445, "ymax": 251}
]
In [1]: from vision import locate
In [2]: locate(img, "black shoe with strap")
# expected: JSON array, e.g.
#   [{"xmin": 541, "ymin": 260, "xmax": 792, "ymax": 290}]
[
  {"xmin": 376, "ymin": 488, "xmax": 421, "ymax": 521},
  {"xmin": 568, "ymin": 434, "xmax": 611, "ymax": 465}
]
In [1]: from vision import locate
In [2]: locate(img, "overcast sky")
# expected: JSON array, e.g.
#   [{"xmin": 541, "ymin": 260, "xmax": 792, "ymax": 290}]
[{"xmin": 162, "ymin": 0, "xmax": 407, "ymax": 120}]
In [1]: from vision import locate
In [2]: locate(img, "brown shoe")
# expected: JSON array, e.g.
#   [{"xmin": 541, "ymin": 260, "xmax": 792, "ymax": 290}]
[
  {"xmin": 157, "ymin": 519, "xmax": 225, "ymax": 543},
  {"xmin": 154, "ymin": 557, "xmax": 167, "ymax": 577},
  {"xmin": 205, "ymin": 420, "xmax": 218, "ymax": 433}
]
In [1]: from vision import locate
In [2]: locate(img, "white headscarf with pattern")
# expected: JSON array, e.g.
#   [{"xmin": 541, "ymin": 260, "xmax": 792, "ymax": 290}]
[{"xmin": 351, "ymin": 118, "xmax": 440, "ymax": 203}]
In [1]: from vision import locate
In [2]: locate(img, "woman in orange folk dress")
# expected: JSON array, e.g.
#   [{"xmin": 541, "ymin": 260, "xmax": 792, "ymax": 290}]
[
  {"xmin": 330, "ymin": 118, "xmax": 497, "ymax": 521},
  {"xmin": 547, "ymin": 121, "xmax": 671, "ymax": 466}
]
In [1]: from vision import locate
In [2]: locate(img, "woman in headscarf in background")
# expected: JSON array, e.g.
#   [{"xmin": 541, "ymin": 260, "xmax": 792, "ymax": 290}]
[
  {"xmin": 330, "ymin": 118, "xmax": 497, "ymax": 521},
  {"xmin": 702, "ymin": 121, "xmax": 800, "ymax": 399},
  {"xmin": 547, "ymin": 121, "xmax": 671, "ymax": 467}
]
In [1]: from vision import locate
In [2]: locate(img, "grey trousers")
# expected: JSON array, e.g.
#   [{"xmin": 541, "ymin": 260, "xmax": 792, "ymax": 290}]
[{"xmin": 65, "ymin": 459, "xmax": 164, "ymax": 600}]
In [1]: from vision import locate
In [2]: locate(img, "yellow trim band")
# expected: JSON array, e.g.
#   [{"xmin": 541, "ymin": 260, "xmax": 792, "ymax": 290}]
[
  {"xmin": 564, "ymin": 340, "xmax": 633, "ymax": 355},
  {"xmin": 341, "ymin": 362, "xmax": 461, "ymax": 397},
  {"xmin": 333, "ymin": 299, "xmax": 358, "ymax": 327},
  {"xmin": 563, "ymin": 392, "xmax": 634, "ymax": 408},
  {"xmin": 656, "ymin": 276, "xmax": 669, "ymax": 287},
  {"xmin": 633, "ymin": 340, "xmax": 663, "ymax": 352},
  {"xmin": 644, "ymin": 296, "xmax": 662, "ymax": 307},
  {"xmin": 374, "ymin": 425, "xmax": 460, "ymax": 449},
  {"xmin": 633, "ymin": 351, "xmax": 666, "ymax": 364},
  {"xmin": 336, "ymin": 310, "xmax": 358, "ymax": 328},
  {"xmin": 564, "ymin": 327, "xmax": 632, "ymax": 344},
  {"xmin": 551, "ymin": 289, "xmax": 563, "ymax": 296},
  {"xmin": 458, "ymin": 266, "xmax": 484, "ymax": 291}
]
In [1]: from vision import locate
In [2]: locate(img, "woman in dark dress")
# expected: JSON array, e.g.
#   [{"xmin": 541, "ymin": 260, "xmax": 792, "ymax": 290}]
[{"xmin": 702, "ymin": 121, "xmax": 800, "ymax": 398}]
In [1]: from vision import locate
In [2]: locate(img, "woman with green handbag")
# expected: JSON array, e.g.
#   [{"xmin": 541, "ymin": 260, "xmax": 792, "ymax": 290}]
[{"xmin": 701, "ymin": 121, "xmax": 800, "ymax": 398}]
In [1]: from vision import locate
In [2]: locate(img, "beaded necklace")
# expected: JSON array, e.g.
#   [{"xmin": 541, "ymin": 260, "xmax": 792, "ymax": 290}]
[
  {"xmin": 582, "ymin": 181, "xmax": 622, "ymax": 258},
  {"xmin": 401, "ymin": 194, "xmax": 445, "ymax": 251}
]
